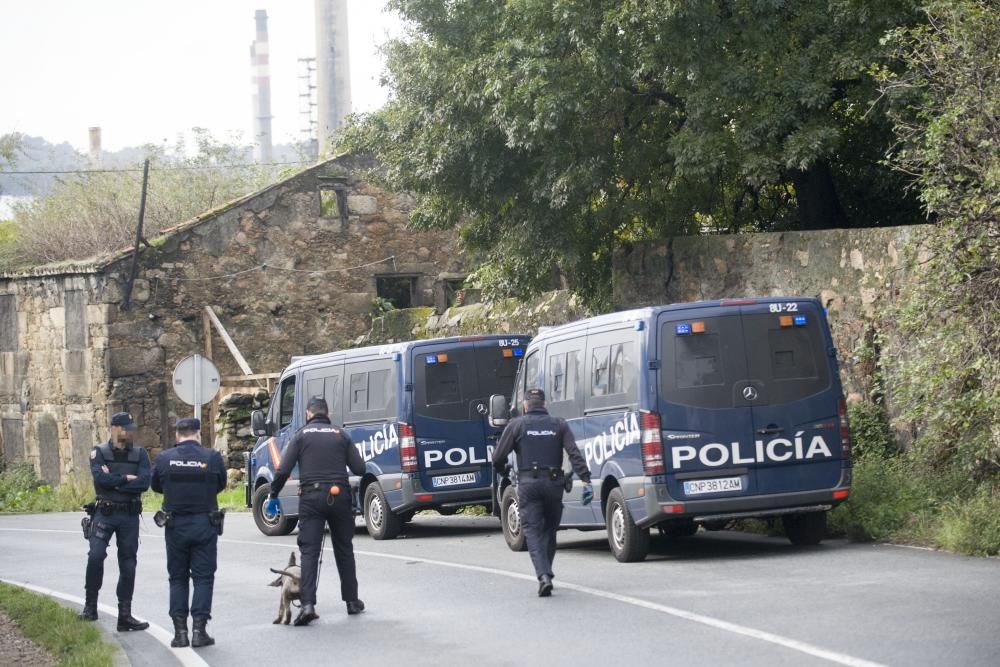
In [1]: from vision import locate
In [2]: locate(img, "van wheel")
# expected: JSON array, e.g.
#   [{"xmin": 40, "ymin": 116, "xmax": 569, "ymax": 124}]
[
  {"xmin": 252, "ymin": 484, "xmax": 298, "ymax": 537},
  {"xmin": 606, "ymin": 488, "xmax": 649, "ymax": 562},
  {"xmin": 364, "ymin": 483, "xmax": 402, "ymax": 540},
  {"xmin": 500, "ymin": 486, "xmax": 526, "ymax": 552},
  {"xmin": 783, "ymin": 511, "xmax": 827, "ymax": 546}
]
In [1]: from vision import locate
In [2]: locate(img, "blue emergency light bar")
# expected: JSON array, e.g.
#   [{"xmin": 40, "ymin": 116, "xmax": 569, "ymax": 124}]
[
  {"xmin": 794, "ymin": 315, "xmax": 807, "ymax": 326},
  {"xmin": 425, "ymin": 355, "xmax": 437, "ymax": 365},
  {"xmin": 675, "ymin": 323, "xmax": 692, "ymax": 335},
  {"xmin": 513, "ymin": 348, "xmax": 524, "ymax": 357}
]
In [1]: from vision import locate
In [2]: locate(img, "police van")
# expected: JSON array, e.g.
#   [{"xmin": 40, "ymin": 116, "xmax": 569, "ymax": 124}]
[
  {"xmin": 489, "ymin": 297, "xmax": 851, "ymax": 562},
  {"xmin": 246, "ymin": 334, "xmax": 530, "ymax": 539}
]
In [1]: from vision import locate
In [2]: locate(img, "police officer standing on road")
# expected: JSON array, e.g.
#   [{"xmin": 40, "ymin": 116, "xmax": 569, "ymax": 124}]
[
  {"xmin": 266, "ymin": 397, "xmax": 366, "ymax": 626},
  {"xmin": 151, "ymin": 418, "xmax": 227, "ymax": 649},
  {"xmin": 493, "ymin": 388, "xmax": 593, "ymax": 597},
  {"xmin": 80, "ymin": 412, "xmax": 151, "ymax": 631}
]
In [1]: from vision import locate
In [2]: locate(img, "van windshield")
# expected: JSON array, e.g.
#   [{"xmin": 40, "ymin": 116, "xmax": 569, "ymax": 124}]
[
  {"xmin": 413, "ymin": 345, "xmax": 521, "ymax": 420},
  {"xmin": 661, "ymin": 313, "xmax": 830, "ymax": 408}
]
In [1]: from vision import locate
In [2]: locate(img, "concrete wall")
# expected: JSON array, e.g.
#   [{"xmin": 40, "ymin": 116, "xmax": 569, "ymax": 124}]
[{"xmin": 613, "ymin": 225, "xmax": 932, "ymax": 401}]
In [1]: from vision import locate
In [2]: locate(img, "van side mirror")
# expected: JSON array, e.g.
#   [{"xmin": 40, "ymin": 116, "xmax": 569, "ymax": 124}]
[
  {"xmin": 488, "ymin": 394, "xmax": 509, "ymax": 428},
  {"xmin": 251, "ymin": 410, "xmax": 272, "ymax": 437}
]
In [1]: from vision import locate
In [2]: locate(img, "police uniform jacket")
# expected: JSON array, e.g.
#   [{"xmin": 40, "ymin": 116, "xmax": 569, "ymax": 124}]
[
  {"xmin": 90, "ymin": 441, "xmax": 151, "ymax": 503},
  {"xmin": 151, "ymin": 440, "xmax": 227, "ymax": 515},
  {"xmin": 492, "ymin": 408, "xmax": 591, "ymax": 482},
  {"xmin": 270, "ymin": 415, "xmax": 365, "ymax": 496}
]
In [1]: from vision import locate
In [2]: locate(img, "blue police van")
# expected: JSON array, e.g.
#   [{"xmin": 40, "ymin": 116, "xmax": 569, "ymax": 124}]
[
  {"xmin": 489, "ymin": 297, "xmax": 851, "ymax": 562},
  {"xmin": 246, "ymin": 334, "xmax": 530, "ymax": 539}
]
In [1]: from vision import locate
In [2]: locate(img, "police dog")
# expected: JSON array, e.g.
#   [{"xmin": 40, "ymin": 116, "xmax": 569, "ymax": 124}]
[{"xmin": 269, "ymin": 552, "xmax": 302, "ymax": 625}]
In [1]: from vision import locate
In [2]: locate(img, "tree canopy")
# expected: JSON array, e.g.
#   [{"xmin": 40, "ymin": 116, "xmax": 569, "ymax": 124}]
[{"xmin": 340, "ymin": 0, "xmax": 925, "ymax": 304}]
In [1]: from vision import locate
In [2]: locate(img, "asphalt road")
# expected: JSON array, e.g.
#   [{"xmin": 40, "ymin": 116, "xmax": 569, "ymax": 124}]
[{"xmin": 1, "ymin": 511, "xmax": 998, "ymax": 667}]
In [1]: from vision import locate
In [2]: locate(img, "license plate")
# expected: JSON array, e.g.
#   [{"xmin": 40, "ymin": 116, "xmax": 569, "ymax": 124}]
[
  {"xmin": 432, "ymin": 473, "xmax": 477, "ymax": 488},
  {"xmin": 683, "ymin": 476, "xmax": 743, "ymax": 496}
]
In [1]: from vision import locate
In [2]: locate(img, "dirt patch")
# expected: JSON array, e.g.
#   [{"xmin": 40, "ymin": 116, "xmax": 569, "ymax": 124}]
[{"xmin": 0, "ymin": 609, "xmax": 56, "ymax": 667}]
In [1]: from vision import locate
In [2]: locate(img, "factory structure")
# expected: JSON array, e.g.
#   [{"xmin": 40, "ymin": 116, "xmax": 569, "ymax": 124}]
[{"xmin": 250, "ymin": 0, "xmax": 353, "ymax": 162}]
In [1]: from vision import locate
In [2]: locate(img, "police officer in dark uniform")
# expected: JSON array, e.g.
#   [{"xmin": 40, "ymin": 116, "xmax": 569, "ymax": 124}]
[
  {"xmin": 151, "ymin": 418, "xmax": 227, "ymax": 648},
  {"xmin": 267, "ymin": 397, "xmax": 366, "ymax": 626},
  {"xmin": 492, "ymin": 388, "xmax": 593, "ymax": 597},
  {"xmin": 81, "ymin": 412, "xmax": 151, "ymax": 630}
]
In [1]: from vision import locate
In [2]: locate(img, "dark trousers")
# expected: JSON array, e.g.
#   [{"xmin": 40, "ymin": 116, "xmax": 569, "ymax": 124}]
[
  {"xmin": 85, "ymin": 511, "xmax": 140, "ymax": 602},
  {"xmin": 297, "ymin": 488, "xmax": 358, "ymax": 606},
  {"xmin": 165, "ymin": 514, "xmax": 218, "ymax": 620},
  {"xmin": 518, "ymin": 478, "xmax": 564, "ymax": 579}
]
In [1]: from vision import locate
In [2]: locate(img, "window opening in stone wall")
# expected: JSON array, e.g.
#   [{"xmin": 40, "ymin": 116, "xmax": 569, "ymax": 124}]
[
  {"xmin": 0, "ymin": 295, "xmax": 16, "ymax": 352},
  {"xmin": 64, "ymin": 290, "xmax": 88, "ymax": 350},
  {"xmin": 376, "ymin": 276, "xmax": 417, "ymax": 309},
  {"xmin": 444, "ymin": 279, "xmax": 466, "ymax": 308}
]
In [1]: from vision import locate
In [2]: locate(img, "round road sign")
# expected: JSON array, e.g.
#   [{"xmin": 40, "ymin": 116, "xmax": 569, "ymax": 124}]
[{"xmin": 172, "ymin": 354, "xmax": 221, "ymax": 407}]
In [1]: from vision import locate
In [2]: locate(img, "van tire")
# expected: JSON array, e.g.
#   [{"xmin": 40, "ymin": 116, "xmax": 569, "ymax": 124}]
[
  {"xmin": 252, "ymin": 484, "xmax": 298, "ymax": 537},
  {"xmin": 364, "ymin": 483, "xmax": 402, "ymax": 540},
  {"xmin": 500, "ymin": 486, "xmax": 527, "ymax": 552},
  {"xmin": 783, "ymin": 511, "xmax": 827, "ymax": 546},
  {"xmin": 606, "ymin": 488, "xmax": 649, "ymax": 562}
]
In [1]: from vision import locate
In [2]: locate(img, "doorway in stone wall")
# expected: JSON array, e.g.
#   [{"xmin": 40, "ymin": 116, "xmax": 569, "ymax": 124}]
[{"xmin": 376, "ymin": 275, "xmax": 417, "ymax": 309}]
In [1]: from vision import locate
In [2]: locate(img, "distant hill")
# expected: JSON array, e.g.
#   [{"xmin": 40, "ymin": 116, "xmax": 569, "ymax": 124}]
[{"xmin": 0, "ymin": 135, "xmax": 309, "ymax": 198}]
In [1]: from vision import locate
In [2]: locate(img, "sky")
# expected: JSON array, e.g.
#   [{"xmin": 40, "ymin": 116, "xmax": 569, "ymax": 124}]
[{"xmin": 0, "ymin": 0, "xmax": 402, "ymax": 153}]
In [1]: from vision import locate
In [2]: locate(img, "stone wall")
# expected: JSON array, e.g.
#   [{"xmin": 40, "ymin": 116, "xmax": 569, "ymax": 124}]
[
  {"xmin": 613, "ymin": 225, "xmax": 932, "ymax": 402},
  {"xmin": 0, "ymin": 155, "xmax": 469, "ymax": 474}
]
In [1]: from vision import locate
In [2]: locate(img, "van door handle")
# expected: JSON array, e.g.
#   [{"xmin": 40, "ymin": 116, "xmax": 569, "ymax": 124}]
[{"xmin": 756, "ymin": 425, "xmax": 784, "ymax": 435}]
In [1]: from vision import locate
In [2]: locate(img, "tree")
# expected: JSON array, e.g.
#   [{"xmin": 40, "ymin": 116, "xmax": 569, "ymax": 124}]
[
  {"xmin": 0, "ymin": 132, "xmax": 23, "ymax": 193},
  {"xmin": 340, "ymin": 0, "xmax": 923, "ymax": 304},
  {"xmin": 877, "ymin": 0, "xmax": 1000, "ymax": 480},
  {"xmin": 2, "ymin": 130, "xmax": 281, "ymax": 270}
]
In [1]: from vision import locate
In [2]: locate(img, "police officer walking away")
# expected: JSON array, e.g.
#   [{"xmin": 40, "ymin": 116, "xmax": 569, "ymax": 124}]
[
  {"xmin": 266, "ymin": 397, "xmax": 366, "ymax": 626},
  {"xmin": 151, "ymin": 418, "xmax": 227, "ymax": 648},
  {"xmin": 81, "ymin": 412, "xmax": 151, "ymax": 631},
  {"xmin": 493, "ymin": 389, "xmax": 593, "ymax": 597}
]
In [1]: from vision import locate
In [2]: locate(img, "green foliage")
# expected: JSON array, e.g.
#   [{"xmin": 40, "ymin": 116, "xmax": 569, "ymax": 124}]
[
  {"xmin": 848, "ymin": 401, "xmax": 897, "ymax": 461},
  {"xmin": 142, "ymin": 487, "xmax": 249, "ymax": 513},
  {"xmin": 0, "ymin": 463, "xmax": 92, "ymax": 513},
  {"xmin": 0, "ymin": 581, "xmax": 116, "ymax": 667},
  {"xmin": 340, "ymin": 0, "xmax": 923, "ymax": 304},
  {"xmin": 829, "ymin": 455, "xmax": 924, "ymax": 542},
  {"xmin": 2, "ymin": 129, "xmax": 284, "ymax": 271},
  {"xmin": 935, "ymin": 487, "xmax": 1000, "ymax": 556}
]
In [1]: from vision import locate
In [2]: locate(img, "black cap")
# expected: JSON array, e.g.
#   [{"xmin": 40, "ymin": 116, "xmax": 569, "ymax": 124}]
[
  {"xmin": 525, "ymin": 388, "xmax": 545, "ymax": 402},
  {"xmin": 110, "ymin": 412, "xmax": 137, "ymax": 430},
  {"xmin": 176, "ymin": 417, "xmax": 201, "ymax": 432}
]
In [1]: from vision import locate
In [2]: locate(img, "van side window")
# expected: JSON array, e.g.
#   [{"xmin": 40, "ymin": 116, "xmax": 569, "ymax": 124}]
[
  {"xmin": 344, "ymin": 361, "xmax": 398, "ymax": 422},
  {"xmin": 524, "ymin": 351, "xmax": 540, "ymax": 391},
  {"xmin": 306, "ymin": 378, "xmax": 324, "ymax": 402},
  {"xmin": 350, "ymin": 372, "xmax": 368, "ymax": 412},
  {"xmin": 368, "ymin": 368, "xmax": 392, "ymax": 411},
  {"xmin": 591, "ymin": 346, "xmax": 609, "ymax": 396},
  {"xmin": 676, "ymin": 334, "xmax": 724, "ymax": 388},
  {"xmin": 278, "ymin": 377, "xmax": 296, "ymax": 429},
  {"xmin": 548, "ymin": 353, "xmax": 566, "ymax": 402},
  {"xmin": 610, "ymin": 343, "xmax": 628, "ymax": 394},
  {"xmin": 325, "ymin": 375, "xmax": 342, "ymax": 422}
]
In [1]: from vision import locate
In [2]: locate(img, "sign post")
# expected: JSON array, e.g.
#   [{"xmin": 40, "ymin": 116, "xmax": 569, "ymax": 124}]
[{"xmin": 172, "ymin": 354, "xmax": 222, "ymax": 422}]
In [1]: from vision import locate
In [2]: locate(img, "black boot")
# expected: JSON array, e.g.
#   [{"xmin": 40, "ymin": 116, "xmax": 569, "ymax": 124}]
[
  {"xmin": 116, "ymin": 602, "xmax": 149, "ymax": 632},
  {"xmin": 538, "ymin": 574, "xmax": 553, "ymax": 597},
  {"xmin": 191, "ymin": 617, "xmax": 215, "ymax": 648},
  {"xmin": 293, "ymin": 604, "xmax": 319, "ymax": 626},
  {"xmin": 346, "ymin": 599, "xmax": 365, "ymax": 615},
  {"xmin": 79, "ymin": 594, "xmax": 98, "ymax": 621},
  {"xmin": 170, "ymin": 617, "xmax": 189, "ymax": 648}
]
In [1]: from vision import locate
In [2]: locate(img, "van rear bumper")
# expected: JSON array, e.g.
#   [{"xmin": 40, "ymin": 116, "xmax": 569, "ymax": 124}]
[
  {"xmin": 381, "ymin": 473, "xmax": 493, "ymax": 513},
  {"xmin": 626, "ymin": 480, "xmax": 849, "ymax": 529}
]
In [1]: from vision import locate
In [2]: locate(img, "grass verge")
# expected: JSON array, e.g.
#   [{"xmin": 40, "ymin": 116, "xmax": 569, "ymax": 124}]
[{"xmin": 0, "ymin": 582, "xmax": 116, "ymax": 667}]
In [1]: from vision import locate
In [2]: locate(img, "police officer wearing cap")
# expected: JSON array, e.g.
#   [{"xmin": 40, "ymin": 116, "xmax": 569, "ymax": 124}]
[
  {"xmin": 267, "ymin": 397, "xmax": 366, "ymax": 626},
  {"xmin": 80, "ymin": 412, "xmax": 151, "ymax": 629},
  {"xmin": 151, "ymin": 418, "xmax": 227, "ymax": 648},
  {"xmin": 493, "ymin": 388, "xmax": 593, "ymax": 597}
]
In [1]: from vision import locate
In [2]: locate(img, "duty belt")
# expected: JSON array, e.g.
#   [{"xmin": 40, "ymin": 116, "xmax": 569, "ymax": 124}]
[
  {"xmin": 97, "ymin": 498, "xmax": 142, "ymax": 514},
  {"xmin": 299, "ymin": 481, "xmax": 344, "ymax": 493},
  {"xmin": 518, "ymin": 466, "xmax": 564, "ymax": 480}
]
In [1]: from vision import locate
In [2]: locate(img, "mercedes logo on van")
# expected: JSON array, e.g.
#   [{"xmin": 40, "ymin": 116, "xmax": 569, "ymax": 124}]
[
  {"xmin": 742, "ymin": 386, "xmax": 759, "ymax": 401},
  {"xmin": 476, "ymin": 402, "xmax": 488, "ymax": 415}
]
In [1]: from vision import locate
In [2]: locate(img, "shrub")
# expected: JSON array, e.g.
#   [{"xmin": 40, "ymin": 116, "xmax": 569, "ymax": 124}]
[
  {"xmin": 935, "ymin": 487, "xmax": 1000, "ymax": 556},
  {"xmin": 829, "ymin": 455, "xmax": 923, "ymax": 542},
  {"xmin": 848, "ymin": 401, "xmax": 897, "ymax": 460}
]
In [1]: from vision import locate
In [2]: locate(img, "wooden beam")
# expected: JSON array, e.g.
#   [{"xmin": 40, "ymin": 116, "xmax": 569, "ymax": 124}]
[
  {"xmin": 204, "ymin": 306, "xmax": 254, "ymax": 376},
  {"xmin": 202, "ymin": 310, "xmax": 217, "ymax": 445},
  {"xmin": 221, "ymin": 372, "xmax": 281, "ymax": 383}
]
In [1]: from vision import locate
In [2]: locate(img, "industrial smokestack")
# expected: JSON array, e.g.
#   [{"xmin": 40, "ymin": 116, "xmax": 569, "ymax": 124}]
[
  {"xmin": 314, "ymin": 0, "xmax": 352, "ymax": 157},
  {"xmin": 88, "ymin": 127, "xmax": 102, "ymax": 165},
  {"xmin": 251, "ymin": 9, "xmax": 273, "ymax": 163}
]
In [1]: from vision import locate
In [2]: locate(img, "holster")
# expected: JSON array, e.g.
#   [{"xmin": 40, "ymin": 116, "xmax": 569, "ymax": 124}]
[
  {"xmin": 81, "ymin": 516, "xmax": 93, "ymax": 540},
  {"xmin": 563, "ymin": 471, "xmax": 574, "ymax": 493},
  {"xmin": 153, "ymin": 510, "xmax": 172, "ymax": 528},
  {"xmin": 209, "ymin": 509, "xmax": 226, "ymax": 536}
]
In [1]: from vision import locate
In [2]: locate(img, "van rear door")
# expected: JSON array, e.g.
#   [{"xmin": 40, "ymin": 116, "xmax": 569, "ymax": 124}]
[
  {"xmin": 739, "ymin": 300, "xmax": 842, "ymax": 493},
  {"xmin": 658, "ymin": 308, "xmax": 759, "ymax": 501},
  {"xmin": 411, "ymin": 339, "xmax": 525, "ymax": 495}
]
